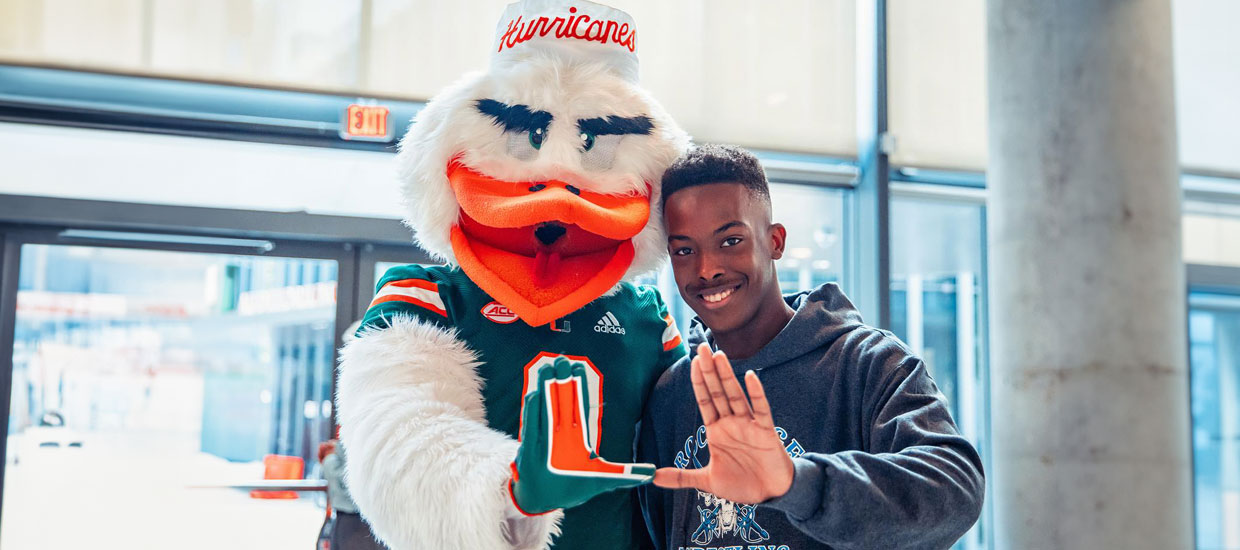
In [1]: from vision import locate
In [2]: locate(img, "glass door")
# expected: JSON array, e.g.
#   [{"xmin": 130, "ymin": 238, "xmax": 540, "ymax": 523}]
[
  {"xmin": 888, "ymin": 194, "xmax": 988, "ymax": 550},
  {"xmin": 1190, "ymin": 290, "xmax": 1240, "ymax": 549},
  {"xmin": 2, "ymin": 239, "xmax": 345, "ymax": 550}
]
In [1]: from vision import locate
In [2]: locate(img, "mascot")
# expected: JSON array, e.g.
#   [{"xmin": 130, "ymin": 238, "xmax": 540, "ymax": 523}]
[{"xmin": 336, "ymin": 1, "xmax": 690, "ymax": 549}]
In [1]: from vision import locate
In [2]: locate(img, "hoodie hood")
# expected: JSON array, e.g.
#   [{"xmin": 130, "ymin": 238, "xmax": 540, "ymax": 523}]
[{"xmin": 685, "ymin": 282, "xmax": 865, "ymax": 371}]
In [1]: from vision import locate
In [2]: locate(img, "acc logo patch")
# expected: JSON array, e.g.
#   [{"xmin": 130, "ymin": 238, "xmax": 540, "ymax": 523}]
[{"xmin": 481, "ymin": 301, "xmax": 519, "ymax": 324}]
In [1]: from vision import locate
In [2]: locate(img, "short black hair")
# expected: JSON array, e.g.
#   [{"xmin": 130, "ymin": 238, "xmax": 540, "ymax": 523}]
[{"xmin": 660, "ymin": 144, "xmax": 770, "ymax": 211}]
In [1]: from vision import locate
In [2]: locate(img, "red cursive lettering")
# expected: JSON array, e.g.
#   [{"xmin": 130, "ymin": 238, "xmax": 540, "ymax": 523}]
[{"xmin": 496, "ymin": 6, "xmax": 636, "ymax": 54}]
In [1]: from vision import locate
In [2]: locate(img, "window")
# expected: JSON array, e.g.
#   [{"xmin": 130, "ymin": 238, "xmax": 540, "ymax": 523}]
[
  {"xmin": 3, "ymin": 243, "xmax": 338, "ymax": 550},
  {"xmin": 0, "ymin": 123, "xmax": 404, "ymax": 219},
  {"xmin": 1190, "ymin": 290, "xmax": 1240, "ymax": 549},
  {"xmin": 889, "ymin": 193, "xmax": 988, "ymax": 550},
  {"xmin": 1183, "ymin": 176, "xmax": 1240, "ymax": 269},
  {"xmin": 772, "ymin": 184, "xmax": 847, "ymax": 295}
]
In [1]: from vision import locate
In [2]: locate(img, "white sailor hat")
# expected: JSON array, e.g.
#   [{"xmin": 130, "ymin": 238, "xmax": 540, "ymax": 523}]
[{"xmin": 492, "ymin": 0, "xmax": 640, "ymax": 83}]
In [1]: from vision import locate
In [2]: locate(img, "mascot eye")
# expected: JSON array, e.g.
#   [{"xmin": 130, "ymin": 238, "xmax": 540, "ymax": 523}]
[
  {"xmin": 579, "ymin": 134, "xmax": 623, "ymax": 171},
  {"xmin": 505, "ymin": 127, "xmax": 546, "ymax": 161}
]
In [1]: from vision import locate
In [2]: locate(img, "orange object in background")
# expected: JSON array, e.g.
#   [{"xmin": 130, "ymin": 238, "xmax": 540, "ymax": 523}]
[{"xmin": 251, "ymin": 455, "xmax": 304, "ymax": 499}]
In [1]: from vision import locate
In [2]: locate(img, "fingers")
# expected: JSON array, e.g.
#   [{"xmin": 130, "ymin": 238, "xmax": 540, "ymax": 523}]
[
  {"xmin": 537, "ymin": 360, "xmax": 557, "ymax": 389},
  {"xmin": 522, "ymin": 363, "xmax": 555, "ymax": 441},
  {"xmin": 587, "ymin": 460, "xmax": 657, "ymax": 492},
  {"xmin": 713, "ymin": 351, "xmax": 752, "ymax": 419},
  {"xmin": 519, "ymin": 389, "xmax": 542, "ymax": 443},
  {"xmin": 695, "ymin": 343, "xmax": 733, "ymax": 418},
  {"xmin": 627, "ymin": 462, "xmax": 657, "ymax": 478},
  {"xmin": 652, "ymin": 466, "xmax": 710, "ymax": 491},
  {"xmin": 515, "ymin": 364, "xmax": 552, "ymax": 477},
  {"xmin": 689, "ymin": 355, "xmax": 719, "ymax": 424},
  {"xmin": 588, "ymin": 465, "xmax": 656, "ymax": 494},
  {"xmin": 553, "ymin": 358, "xmax": 575, "ymax": 431},
  {"xmin": 570, "ymin": 361, "xmax": 595, "ymax": 452},
  {"xmin": 744, "ymin": 370, "xmax": 775, "ymax": 429}
]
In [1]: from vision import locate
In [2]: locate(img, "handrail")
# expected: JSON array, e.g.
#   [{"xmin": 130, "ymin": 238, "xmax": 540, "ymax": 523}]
[{"xmin": 188, "ymin": 480, "xmax": 329, "ymax": 492}]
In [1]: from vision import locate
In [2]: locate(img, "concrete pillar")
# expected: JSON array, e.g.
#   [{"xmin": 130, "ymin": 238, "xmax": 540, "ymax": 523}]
[{"xmin": 987, "ymin": 1, "xmax": 1192, "ymax": 548}]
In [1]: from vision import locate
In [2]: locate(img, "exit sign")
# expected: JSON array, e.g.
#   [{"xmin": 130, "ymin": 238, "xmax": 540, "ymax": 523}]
[{"xmin": 342, "ymin": 104, "xmax": 391, "ymax": 141}]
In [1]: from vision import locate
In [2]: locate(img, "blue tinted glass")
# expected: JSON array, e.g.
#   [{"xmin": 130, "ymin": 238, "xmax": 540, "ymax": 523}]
[
  {"xmin": 1189, "ymin": 292, "xmax": 1240, "ymax": 549},
  {"xmin": 890, "ymin": 196, "xmax": 987, "ymax": 550}
]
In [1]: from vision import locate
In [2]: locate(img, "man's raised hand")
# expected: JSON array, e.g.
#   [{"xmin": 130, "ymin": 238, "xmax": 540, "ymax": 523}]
[{"xmin": 652, "ymin": 343, "xmax": 794, "ymax": 504}]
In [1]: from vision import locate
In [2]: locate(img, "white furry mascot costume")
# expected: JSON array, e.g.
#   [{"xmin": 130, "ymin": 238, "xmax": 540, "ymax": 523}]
[{"xmin": 336, "ymin": 1, "xmax": 690, "ymax": 549}]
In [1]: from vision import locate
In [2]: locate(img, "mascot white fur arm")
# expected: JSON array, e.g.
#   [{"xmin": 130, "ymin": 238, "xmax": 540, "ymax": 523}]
[
  {"xmin": 338, "ymin": 2, "xmax": 689, "ymax": 549},
  {"xmin": 338, "ymin": 318, "xmax": 559, "ymax": 549}
]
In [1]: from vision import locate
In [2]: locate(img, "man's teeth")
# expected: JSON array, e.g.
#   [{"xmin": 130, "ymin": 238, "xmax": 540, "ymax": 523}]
[{"xmin": 703, "ymin": 287, "xmax": 735, "ymax": 303}]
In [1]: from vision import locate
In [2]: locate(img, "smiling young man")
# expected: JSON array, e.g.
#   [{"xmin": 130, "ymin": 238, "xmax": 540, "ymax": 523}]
[{"xmin": 636, "ymin": 144, "xmax": 985, "ymax": 550}]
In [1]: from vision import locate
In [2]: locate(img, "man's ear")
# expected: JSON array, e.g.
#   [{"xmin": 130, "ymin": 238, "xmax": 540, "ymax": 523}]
[{"xmin": 769, "ymin": 223, "xmax": 787, "ymax": 260}]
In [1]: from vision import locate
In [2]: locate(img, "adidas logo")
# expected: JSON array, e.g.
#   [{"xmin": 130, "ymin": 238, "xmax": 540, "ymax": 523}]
[{"xmin": 594, "ymin": 312, "xmax": 626, "ymax": 335}]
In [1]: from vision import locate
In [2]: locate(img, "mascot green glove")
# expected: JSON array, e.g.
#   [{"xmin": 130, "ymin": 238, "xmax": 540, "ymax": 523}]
[{"xmin": 511, "ymin": 358, "xmax": 657, "ymax": 515}]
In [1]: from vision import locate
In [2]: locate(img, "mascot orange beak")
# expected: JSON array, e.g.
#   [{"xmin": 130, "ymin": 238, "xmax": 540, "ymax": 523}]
[{"xmin": 447, "ymin": 160, "xmax": 650, "ymax": 326}]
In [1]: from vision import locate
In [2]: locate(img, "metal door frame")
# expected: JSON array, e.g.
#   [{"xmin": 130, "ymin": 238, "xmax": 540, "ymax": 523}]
[{"xmin": 0, "ymin": 195, "xmax": 423, "ymax": 526}]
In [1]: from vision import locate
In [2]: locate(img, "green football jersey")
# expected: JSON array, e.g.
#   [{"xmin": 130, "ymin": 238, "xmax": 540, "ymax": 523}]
[{"xmin": 358, "ymin": 264, "xmax": 686, "ymax": 550}]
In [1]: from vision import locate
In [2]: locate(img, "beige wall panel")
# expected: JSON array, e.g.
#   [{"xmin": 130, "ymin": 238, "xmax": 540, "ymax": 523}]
[
  {"xmin": 1173, "ymin": 0, "xmax": 1240, "ymax": 175},
  {"xmin": 149, "ymin": 0, "xmax": 254, "ymax": 81},
  {"xmin": 887, "ymin": 0, "xmax": 986, "ymax": 170},
  {"xmin": 611, "ymin": 0, "xmax": 708, "ymax": 143},
  {"xmin": 365, "ymin": 0, "xmax": 510, "ymax": 99},
  {"xmin": 1184, "ymin": 213, "xmax": 1240, "ymax": 267},
  {"xmin": 364, "ymin": 0, "xmax": 856, "ymax": 155},
  {"xmin": 694, "ymin": 0, "xmax": 856, "ymax": 155},
  {"xmin": 3, "ymin": 1, "xmax": 859, "ymax": 155},
  {"xmin": 8, "ymin": 0, "xmax": 146, "ymax": 70},
  {"xmin": 250, "ymin": 0, "xmax": 360, "ymax": 90},
  {"xmin": 0, "ymin": 0, "xmax": 45, "ymax": 58}
]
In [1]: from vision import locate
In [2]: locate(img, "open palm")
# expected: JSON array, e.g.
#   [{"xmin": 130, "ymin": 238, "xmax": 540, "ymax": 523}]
[{"xmin": 653, "ymin": 343, "xmax": 794, "ymax": 505}]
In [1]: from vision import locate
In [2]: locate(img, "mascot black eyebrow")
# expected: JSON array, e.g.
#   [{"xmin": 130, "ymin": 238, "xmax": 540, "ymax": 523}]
[{"xmin": 336, "ymin": 1, "xmax": 690, "ymax": 549}]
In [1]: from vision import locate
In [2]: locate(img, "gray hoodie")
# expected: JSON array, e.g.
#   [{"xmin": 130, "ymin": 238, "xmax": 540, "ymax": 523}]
[{"xmin": 637, "ymin": 283, "xmax": 984, "ymax": 550}]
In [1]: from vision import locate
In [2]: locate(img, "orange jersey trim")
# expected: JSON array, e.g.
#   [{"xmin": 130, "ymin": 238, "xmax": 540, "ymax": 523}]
[{"xmin": 368, "ymin": 279, "xmax": 447, "ymax": 316}]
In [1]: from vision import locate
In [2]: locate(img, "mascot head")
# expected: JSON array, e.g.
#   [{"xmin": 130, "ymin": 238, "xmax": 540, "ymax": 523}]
[{"xmin": 396, "ymin": 0, "xmax": 690, "ymax": 326}]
